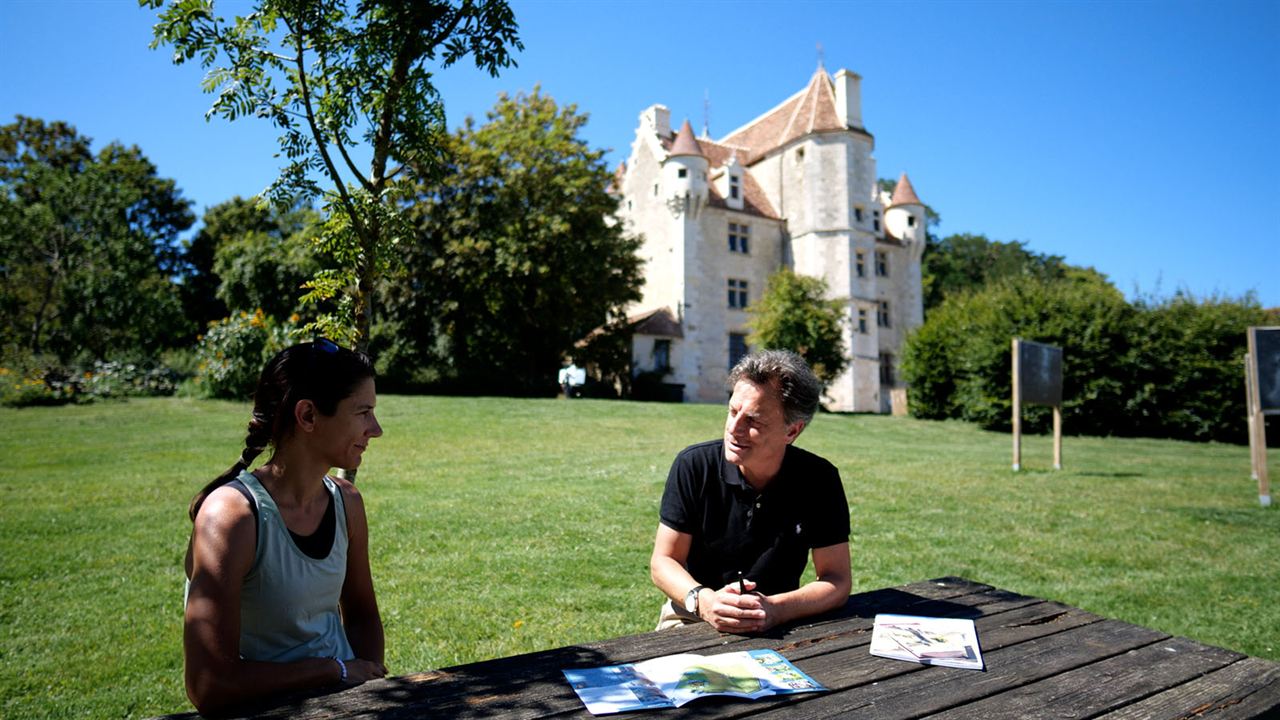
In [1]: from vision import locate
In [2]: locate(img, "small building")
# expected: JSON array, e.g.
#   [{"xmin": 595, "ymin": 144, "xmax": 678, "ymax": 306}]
[{"xmin": 613, "ymin": 65, "xmax": 927, "ymax": 412}]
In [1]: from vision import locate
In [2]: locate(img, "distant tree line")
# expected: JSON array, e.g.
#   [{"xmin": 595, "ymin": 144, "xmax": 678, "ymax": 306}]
[{"xmin": 0, "ymin": 89, "xmax": 641, "ymax": 403}]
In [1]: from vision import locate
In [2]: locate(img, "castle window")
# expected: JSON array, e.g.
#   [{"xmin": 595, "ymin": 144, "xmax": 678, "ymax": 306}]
[
  {"xmin": 728, "ymin": 223, "xmax": 750, "ymax": 254},
  {"xmin": 854, "ymin": 207, "xmax": 864, "ymax": 223},
  {"xmin": 858, "ymin": 309, "xmax": 868, "ymax": 334},
  {"xmin": 877, "ymin": 300, "xmax": 891, "ymax": 328},
  {"xmin": 653, "ymin": 184, "xmax": 658, "ymax": 197},
  {"xmin": 677, "ymin": 168, "xmax": 687, "ymax": 178},
  {"xmin": 875, "ymin": 251, "xmax": 889, "ymax": 277},
  {"xmin": 729, "ymin": 175, "xmax": 740, "ymax": 199},
  {"xmin": 729, "ymin": 333, "xmax": 748, "ymax": 370},
  {"xmin": 907, "ymin": 215, "xmax": 916, "ymax": 227},
  {"xmin": 727, "ymin": 278, "xmax": 749, "ymax": 309},
  {"xmin": 879, "ymin": 353, "xmax": 895, "ymax": 385},
  {"xmin": 796, "ymin": 147, "xmax": 804, "ymax": 162},
  {"xmin": 855, "ymin": 251, "xmax": 866, "ymax": 278},
  {"xmin": 653, "ymin": 339, "xmax": 671, "ymax": 372},
  {"xmin": 873, "ymin": 209, "xmax": 881, "ymax": 232}
]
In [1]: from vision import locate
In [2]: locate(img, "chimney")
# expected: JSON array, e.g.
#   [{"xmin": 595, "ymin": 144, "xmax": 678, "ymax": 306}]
[
  {"xmin": 834, "ymin": 69, "xmax": 863, "ymax": 129},
  {"xmin": 642, "ymin": 104, "xmax": 672, "ymax": 138}
]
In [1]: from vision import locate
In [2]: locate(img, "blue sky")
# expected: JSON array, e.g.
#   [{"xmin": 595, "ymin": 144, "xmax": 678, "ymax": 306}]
[{"xmin": 3, "ymin": 0, "xmax": 1277, "ymax": 307}]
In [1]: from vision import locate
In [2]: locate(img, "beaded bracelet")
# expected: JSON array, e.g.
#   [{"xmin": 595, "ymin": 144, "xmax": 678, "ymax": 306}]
[{"xmin": 332, "ymin": 656, "xmax": 348, "ymax": 683}]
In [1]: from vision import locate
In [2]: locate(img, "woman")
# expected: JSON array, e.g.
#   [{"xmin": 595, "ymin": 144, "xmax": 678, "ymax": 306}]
[{"xmin": 183, "ymin": 339, "xmax": 386, "ymax": 715}]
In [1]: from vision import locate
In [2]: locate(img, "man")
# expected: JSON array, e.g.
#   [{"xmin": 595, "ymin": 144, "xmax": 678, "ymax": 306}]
[{"xmin": 650, "ymin": 350, "xmax": 852, "ymax": 634}]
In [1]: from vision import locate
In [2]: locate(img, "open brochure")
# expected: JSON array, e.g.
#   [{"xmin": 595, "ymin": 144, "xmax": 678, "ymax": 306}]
[
  {"xmin": 869, "ymin": 614, "xmax": 985, "ymax": 670},
  {"xmin": 563, "ymin": 648, "xmax": 825, "ymax": 715}
]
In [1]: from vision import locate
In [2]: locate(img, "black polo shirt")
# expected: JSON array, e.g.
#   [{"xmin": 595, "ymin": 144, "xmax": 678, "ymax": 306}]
[{"xmin": 659, "ymin": 439, "xmax": 850, "ymax": 596}]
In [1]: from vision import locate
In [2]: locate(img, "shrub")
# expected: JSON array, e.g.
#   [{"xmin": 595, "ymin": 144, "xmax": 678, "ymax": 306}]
[
  {"xmin": 903, "ymin": 273, "xmax": 1137, "ymax": 435},
  {"xmin": 0, "ymin": 356, "xmax": 180, "ymax": 407},
  {"xmin": 193, "ymin": 310, "xmax": 299, "ymax": 400},
  {"xmin": 1126, "ymin": 293, "xmax": 1271, "ymax": 443},
  {"xmin": 902, "ymin": 275, "xmax": 1269, "ymax": 442},
  {"xmin": 0, "ymin": 364, "xmax": 78, "ymax": 407}
]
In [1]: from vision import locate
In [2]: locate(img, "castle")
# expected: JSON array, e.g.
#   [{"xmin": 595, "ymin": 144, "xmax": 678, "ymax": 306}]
[{"xmin": 613, "ymin": 66, "xmax": 927, "ymax": 413}]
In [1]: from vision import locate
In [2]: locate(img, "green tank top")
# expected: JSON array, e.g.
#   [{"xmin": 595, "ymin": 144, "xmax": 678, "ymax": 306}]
[{"xmin": 236, "ymin": 470, "xmax": 354, "ymax": 663}]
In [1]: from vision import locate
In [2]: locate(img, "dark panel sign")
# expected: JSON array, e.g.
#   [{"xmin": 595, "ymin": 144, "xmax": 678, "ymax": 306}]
[
  {"xmin": 1018, "ymin": 339, "xmax": 1063, "ymax": 407},
  {"xmin": 1255, "ymin": 328, "xmax": 1280, "ymax": 414}
]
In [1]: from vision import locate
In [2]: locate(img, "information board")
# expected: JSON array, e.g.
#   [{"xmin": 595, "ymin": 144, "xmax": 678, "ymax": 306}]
[
  {"xmin": 1253, "ymin": 327, "xmax": 1280, "ymax": 414},
  {"xmin": 1017, "ymin": 340, "xmax": 1063, "ymax": 407}
]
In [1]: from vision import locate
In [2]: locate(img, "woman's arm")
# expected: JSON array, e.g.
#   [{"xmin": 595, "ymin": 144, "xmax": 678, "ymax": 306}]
[
  {"xmin": 336, "ymin": 478, "xmax": 385, "ymax": 667},
  {"xmin": 183, "ymin": 487, "xmax": 345, "ymax": 716}
]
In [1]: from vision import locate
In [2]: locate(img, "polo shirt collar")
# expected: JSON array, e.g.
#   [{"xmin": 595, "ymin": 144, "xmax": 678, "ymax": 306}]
[{"xmin": 721, "ymin": 443, "xmax": 793, "ymax": 493}]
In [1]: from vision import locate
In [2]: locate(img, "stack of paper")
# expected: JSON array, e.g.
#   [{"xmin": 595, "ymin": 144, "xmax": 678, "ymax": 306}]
[{"xmin": 869, "ymin": 614, "xmax": 985, "ymax": 670}]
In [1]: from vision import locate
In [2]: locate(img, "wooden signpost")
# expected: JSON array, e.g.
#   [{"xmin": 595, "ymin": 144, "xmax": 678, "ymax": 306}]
[
  {"xmin": 1012, "ymin": 338, "xmax": 1063, "ymax": 471},
  {"xmin": 1245, "ymin": 327, "xmax": 1278, "ymax": 507}
]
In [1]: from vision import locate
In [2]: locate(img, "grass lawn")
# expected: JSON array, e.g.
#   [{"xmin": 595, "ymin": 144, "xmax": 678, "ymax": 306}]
[{"xmin": 1, "ymin": 395, "xmax": 1276, "ymax": 718}]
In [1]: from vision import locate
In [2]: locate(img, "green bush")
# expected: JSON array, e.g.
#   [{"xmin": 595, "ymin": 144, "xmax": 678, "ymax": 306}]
[
  {"xmin": 0, "ymin": 355, "xmax": 180, "ymax": 407},
  {"xmin": 903, "ymin": 273, "xmax": 1137, "ymax": 435},
  {"xmin": 0, "ymin": 364, "xmax": 78, "ymax": 407},
  {"xmin": 1126, "ymin": 293, "xmax": 1271, "ymax": 443},
  {"xmin": 193, "ymin": 310, "xmax": 299, "ymax": 400},
  {"xmin": 902, "ymin": 276, "xmax": 1269, "ymax": 442}
]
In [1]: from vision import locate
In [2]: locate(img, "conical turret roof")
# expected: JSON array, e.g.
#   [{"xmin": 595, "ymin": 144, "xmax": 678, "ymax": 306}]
[
  {"xmin": 889, "ymin": 172, "xmax": 922, "ymax": 207},
  {"xmin": 668, "ymin": 119, "xmax": 705, "ymax": 158}
]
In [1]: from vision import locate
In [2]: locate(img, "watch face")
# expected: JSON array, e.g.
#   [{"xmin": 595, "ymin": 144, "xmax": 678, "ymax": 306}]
[{"xmin": 684, "ymin": 588, "xmax": 699, "ymax": 613}]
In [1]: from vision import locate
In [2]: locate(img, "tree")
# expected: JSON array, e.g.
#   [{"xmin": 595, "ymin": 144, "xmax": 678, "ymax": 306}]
[
  {"xmin": 196, "ymin": 198, "xmax": 325, "ymax": 321},
  {"xmin": 746, "ymin": 269, "xmax": 847, "ymax": 388},
  {"xmin": 180, "ymin": 197, "xmax": 276, "ymax": 332},
  {"xmin": 0, "ymin": 116, "xmax": 194, "ymax": 361},
  {"xmin": 383, "ymin": 88, "xmax": 644, "ymax": 394},
  {"xmin": 921, "ymin": 233, "xmax": 1069, "ymax": 313},
  {"xmin": 147, "ymin": 0, "xmax": 523, "ymax": 348}
]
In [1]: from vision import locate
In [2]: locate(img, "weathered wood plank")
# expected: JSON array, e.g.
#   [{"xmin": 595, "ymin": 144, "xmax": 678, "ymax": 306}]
[
  {"xmin": 926, "ymin": 636, "xmax": 1245, "ymax": 720},
  {"xmin": 544, "ymin": 602, "xmax": 1110, "ymax": 720},
  {"xmin": 366, "ymin": 581, "xmax": 1042, "ymax": 720},
  {"xmin": 149, "ymin": 579, "xmax": 1274, "ymax": 720},
  {"xmin": 149, "ymin": 578, "xmax": 983, "ymax": 719},
  {"xmin": 408, "ymin": 587, "xmax": 1080, "ymax": 719},
  {"xmin": 1093, "ymin": 656, "xmax": 1280, "ymax": 720},
  {"xmin": 723, "ymin": 618, "xmax": 1160, "ymax": 720}
]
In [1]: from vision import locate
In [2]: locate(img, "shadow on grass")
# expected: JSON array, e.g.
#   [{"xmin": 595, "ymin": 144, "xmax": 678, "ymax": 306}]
[
  {"xmin": 1178, "ymin": 506, "xmax": 1279, "ymax": 527},
  {"xmin": 1074, "ymin": 471, "xmax": 1146, "ymax": 479}
]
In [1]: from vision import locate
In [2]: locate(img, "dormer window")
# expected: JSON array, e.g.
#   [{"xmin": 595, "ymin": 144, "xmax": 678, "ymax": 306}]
[{"xmin": 729, "ymin": 175, "xmax": 740, "ymax": 200}]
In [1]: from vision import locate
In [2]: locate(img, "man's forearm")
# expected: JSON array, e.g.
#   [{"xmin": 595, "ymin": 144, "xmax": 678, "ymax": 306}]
[
  {"xmin": 766, "ymin": 576, "xmax": 849, "ymax": 626},
  {"xmin": 650, "ymin": 554, "xmax": 700, "ymax": 603}
]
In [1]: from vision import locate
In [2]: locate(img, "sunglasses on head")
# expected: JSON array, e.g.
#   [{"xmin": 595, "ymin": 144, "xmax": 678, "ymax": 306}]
[{"xmin": 314, "ymin": 337, "xmax": 339, "ymax": 354}]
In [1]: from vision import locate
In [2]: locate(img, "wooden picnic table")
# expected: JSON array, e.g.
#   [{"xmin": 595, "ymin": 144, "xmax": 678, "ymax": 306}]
[{"xmin": 163, "ymin": 577, "xmax": 1280, "ymax": 718}]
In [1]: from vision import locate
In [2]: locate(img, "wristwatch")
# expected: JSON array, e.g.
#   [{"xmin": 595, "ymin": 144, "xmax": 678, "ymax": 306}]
[{"xmin": 684, "ymin": 585, "xmax": 707, "ymax": 614}]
